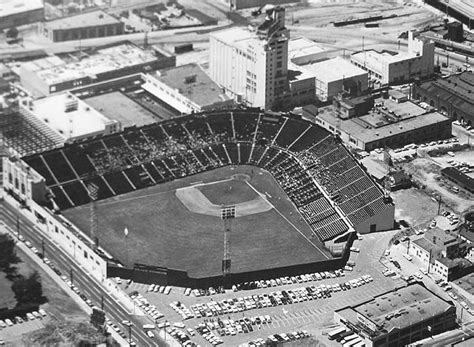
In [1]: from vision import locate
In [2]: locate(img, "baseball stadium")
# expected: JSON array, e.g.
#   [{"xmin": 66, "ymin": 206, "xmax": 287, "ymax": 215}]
[{"xmin": 20, "ymin": 109, "xmax": 395, "ymax": 287}]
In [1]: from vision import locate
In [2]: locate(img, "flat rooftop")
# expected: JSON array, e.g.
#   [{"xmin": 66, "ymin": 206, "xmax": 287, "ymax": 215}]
[
  {"xmin": 84, "ymin": 92, "xmax": 157, "ymax": 128},
  {"xmin": 0, "ymin": 0, "xmax": 43, "ymax": 18},
  {"xmin": 151, "ymin": 63, "xmax": 231, "ymax": 107},
  {"xmin": 288, "ymin": 37, "xmax": 326, "ymax": 61},
  {"xmin": 32, "ymin": 93, "xmax": 114, "ymax": 139},
  {"xmin": 211, "ymin": 27, "xmax": 267, "ymax": 50},
  {"xmin": 288, "ymin": 62, "xmax": 316, "ymax": 82},
  {"xmin": 317, "ymin": 100, "xmax": 450, "ymax": 143},
  {"xmin": 304, "ymin": 57, "xmax": 367, "ymax": 83},
  {"xmin": 21, "ymin": 43, "xmax": 157, "ymax": 85},
  {"xmin": 42, "ymin": 10, "xmax": 121, "ymax": 30},
  {"xmin": 337, "ymin": 283, "xmax": 454, "ymax": 336},
  {"xmin": 351, "ymin": 50, "xmax": 418, "ymax": 74}
]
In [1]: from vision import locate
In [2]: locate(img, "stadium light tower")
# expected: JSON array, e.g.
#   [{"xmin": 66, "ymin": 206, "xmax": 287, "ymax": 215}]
[
  {"xmin": 221, "ymin": 206, "xmax": 236, "ymax": 288},
  {"xmin": 87, "ymin": 183, "xmax": 99, "ymax": 250}
]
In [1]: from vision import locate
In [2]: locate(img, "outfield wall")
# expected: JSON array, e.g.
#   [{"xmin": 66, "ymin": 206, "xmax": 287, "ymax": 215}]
[{"xmin": 108, "ymin": 232, "xmax": 356, "ymax": 288}]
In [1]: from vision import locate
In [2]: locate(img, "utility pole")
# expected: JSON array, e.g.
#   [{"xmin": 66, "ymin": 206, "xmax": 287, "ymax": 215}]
[
  {"xmin": 41, "ymin": 238, "xmax": 45, "ymax": 261},
  {"xmin": 437, "ymin": 195, "xmax": 442, "ymax": 215},
  {"xmin": 127, "ymin": 322, "xmax": 133, "ymax": 346},
  {"xmin": 16, "ymin": 215, "xmax": 20, "ymax": 240},
  {"xmin": 101, "ymin": 294, "xmax": 104, "ymax": 311},
  {"xmin": 70, "ymin": 268, "xmax": 74, "ymax": 285}
]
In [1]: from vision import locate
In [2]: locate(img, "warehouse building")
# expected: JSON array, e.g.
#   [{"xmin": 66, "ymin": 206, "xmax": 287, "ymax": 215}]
[
  {"xmin": 302, "ymin": 57, "xmax": 368, "ymax": 101},
  {"xmin": 39, "ymin": 10, "xmax": 124, "ymax": 42},
  {"xmin": 142, "ymin": 63, "xmax": 234, "ymax": 114},
  {"xmin": 288, "ymin": 37, "xmax": 327, "ymax": 65},
  {"xmin": 20, "ymin": 92, "xmax": 120, "ymax": 143},
  {"xmin": 305, "ymin": 96, "xmax": 452, "ymax": 151},
  {"xmin": 19, "ymin": 42, "xmax": 174, "ymax": 97},
  {"xmin": 0, "ymin": 0, "xmax": 44, "ymax": 30},
  {"xmin": 351, "ymin": 32, "xmax": 435, "ymax": 86},
  {"xmin": 413, "ymin": 71, "xmax": 474, "ymax": 127},
  {"xmin": 334, "ymin": 283, "xmax": 457, "ymax": 347}
]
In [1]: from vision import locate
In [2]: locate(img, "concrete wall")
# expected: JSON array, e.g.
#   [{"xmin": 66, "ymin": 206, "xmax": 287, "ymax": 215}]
[{"xmin": 2, "ymin": 192, "xmax": 107, "ymax": 282}]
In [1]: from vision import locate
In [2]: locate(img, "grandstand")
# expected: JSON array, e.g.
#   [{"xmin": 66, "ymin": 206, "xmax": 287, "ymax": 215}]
[{"xmin": 22, "ymin": 109, "xmax": 394, "ymax": 241}]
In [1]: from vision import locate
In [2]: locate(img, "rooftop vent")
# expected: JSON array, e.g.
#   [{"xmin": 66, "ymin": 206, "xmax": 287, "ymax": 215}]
[{"xmin": 184, "ymin": 75, "xmax": 197, "ymax": 84}]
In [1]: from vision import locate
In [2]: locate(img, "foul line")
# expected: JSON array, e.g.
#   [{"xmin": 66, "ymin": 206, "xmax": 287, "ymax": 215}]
[{"xmin": 244, "ymin": 181, "xmax": 330, "ymax": 260}]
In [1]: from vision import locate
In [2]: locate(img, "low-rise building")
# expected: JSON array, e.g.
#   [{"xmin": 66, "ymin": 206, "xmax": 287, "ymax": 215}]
[
  {"xmin": 38, "ymin": 10, "xmax": 124, "ymax": 42},
  {"xmin": 334, "ymin": 283, "xmax": 457, "ymax": 347},
  {"xmin": 409, "ymin": 228, "xmax": 473, "ymax": 281},
  {"xmin": 351, "ymin": 32, "xmax": 435, "ymax": 86},
  {"xmin": 142, "ymin": 63, "xmax": 234, "ymax": 114},
  {"xmin": 20, "ymin": 92, "xmax": 120, "ymax": 143},
  {"xmin": 0, "ymin": 0, "xmax": 44, "ymax": 30},
  {"xmin": 302, "ymin": 57, "xmax": 368, "ymax": 101},
  {"xmin": 304, "ymin": 97, "xmax": 452, "ymax": 151},
  {"xmin": 441, "ymin": 167, "xmax": 474, "ymax": 194},
  {"xmin": 412, "ymin": 71, "xmax": 474, "ymax": 127},
  {"xmin": 288, "ymin": 37, "xmax": 327, "ymax": 65},
  {"xmin": 19, "ymin": 42, "xmax": 175, "ymax": 97}
]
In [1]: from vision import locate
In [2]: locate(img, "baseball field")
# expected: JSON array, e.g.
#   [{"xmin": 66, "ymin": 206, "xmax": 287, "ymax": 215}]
[{"xmin": 63, "ymin": 165, "xmax": 331, "ymax": 278}]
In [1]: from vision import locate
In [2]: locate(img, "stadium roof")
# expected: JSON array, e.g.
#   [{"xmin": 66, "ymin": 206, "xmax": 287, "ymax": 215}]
[
  {"xmin": 303, "ymin": 57, "xmax": 367, "ymax": 83},
  {"xmin": 84, "ymin": 92, "xmax": 157, "ymax": 128},
  {"xmin": 20, "ymin": 43, "xmax": 157, "ymax": 86},
  {"xmin": 337, "ymin": 283, "xmax": 455, "ymax": 337},
  {"xmin": 42, "ymin": 10, "xmax": 121, "ymax": 30},
  {"xmin": 151, "ymin": 63, "xmax": 232, "ymax": 107},
  {"xmin": 31, "ymin": 92, "xmax": 116, "ymax": 140},
  {"xmin": 0, "ymin": 0, "xmax": 43, "ymax": 18}
]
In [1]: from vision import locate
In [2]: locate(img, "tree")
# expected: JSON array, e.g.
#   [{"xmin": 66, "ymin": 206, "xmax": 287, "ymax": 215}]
[
  {"xmin": 0, "ymin": 234, "xmax": 21, "ymax": 277},
  {"xmin": 6, "ymin": 27, "xmax": 19, "ymax": 39},
  {"xmin": 11, "ymin": 271, "xmax": 47, "ymax": 306}
]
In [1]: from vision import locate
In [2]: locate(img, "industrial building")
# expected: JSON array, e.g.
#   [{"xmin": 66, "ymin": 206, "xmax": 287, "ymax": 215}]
[
  {"xmin": 209, "ymin": 6, "xmax": 289, "ymax": 110},
  {"xmin": 20, "ymin": 92, "xmax": 120, "ymax": 143},
  {"xmin": 413, "ymin": 71, "xmax": 474, "ymax": 127},
  {"xmin": 288, "ymin": 37, "xmax": 327, "ymax": 65},
  {"xmin": 409, "ymin": 228, "xmax": 472, "ymax": 281},
  {"xmin": 84, "ymin": 92, "xmax": 158, "ymax": 129},
  {"xmin": 334, "ymin": 283, "xmax": 457, "ymax": 347},
  {"xmin": 38, "ymin": 10, "xmax": 124, "ymax": 42},
  {"xmin": 142, "ymin": 63, "xmax": 234, "ymax": 114},
  {"xmin": 0, "ymin": 0, "xmax": 44, "ymax": 30},
  {"xmin": 425, "ymin": 0, "xmax": 474, "ymax": 29},
  {"xmin": 351, "ymin": 32, "xmax": 435, "ymax": 86},
  {"xmin": 302, "ymin": 57, "xmax": 368, "ymax": 101},
  {"xmin": 18, "ymin": 42, "xmax": 175, "ymax": 97},
  {"xmin": 305, "ymin": 96, "xmax": 452, "ymax": 151}
]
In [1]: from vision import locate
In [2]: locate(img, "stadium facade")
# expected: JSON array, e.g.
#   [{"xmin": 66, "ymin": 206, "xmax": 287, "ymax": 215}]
[{"xmin": 2, "ymin": 109, "xmax": 394, "ymax": 286}]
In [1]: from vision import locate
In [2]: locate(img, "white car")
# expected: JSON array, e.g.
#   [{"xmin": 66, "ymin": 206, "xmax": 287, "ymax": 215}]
[
  {"xmin": 146, "ymin": 330, "xmax": 155, "ymax": 338},
  {"xmin": 38, "ymin": 309, "xmax": 47, "ymax": 317}
]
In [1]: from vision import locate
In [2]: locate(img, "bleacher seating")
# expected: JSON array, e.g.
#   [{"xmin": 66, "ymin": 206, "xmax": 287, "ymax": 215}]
[{"xmin": 21, "ymin": 109, "xmax": 392, "ymax": 242}]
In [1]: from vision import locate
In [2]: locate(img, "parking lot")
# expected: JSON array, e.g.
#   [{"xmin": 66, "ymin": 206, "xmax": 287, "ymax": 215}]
[{"xmin": 115, "ymin": 230, "xmax": 403, "ymax": 346}]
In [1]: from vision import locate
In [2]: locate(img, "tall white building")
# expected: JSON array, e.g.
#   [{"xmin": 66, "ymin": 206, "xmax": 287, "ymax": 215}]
[{"xmin": 210, "ymin": 6, "xmax": 290, "ymax": 110}]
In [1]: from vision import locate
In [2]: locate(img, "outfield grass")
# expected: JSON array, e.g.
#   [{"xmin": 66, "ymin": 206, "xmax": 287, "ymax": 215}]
[{"xmin": 64, "ymin": 166, "xmax": 331, "ymax": 278}]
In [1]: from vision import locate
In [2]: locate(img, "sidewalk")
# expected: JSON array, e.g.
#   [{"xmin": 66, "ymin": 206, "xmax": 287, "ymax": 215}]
[{"xmin": 0, "ymin": 222, "xmax": 129, "ymax": 346}]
